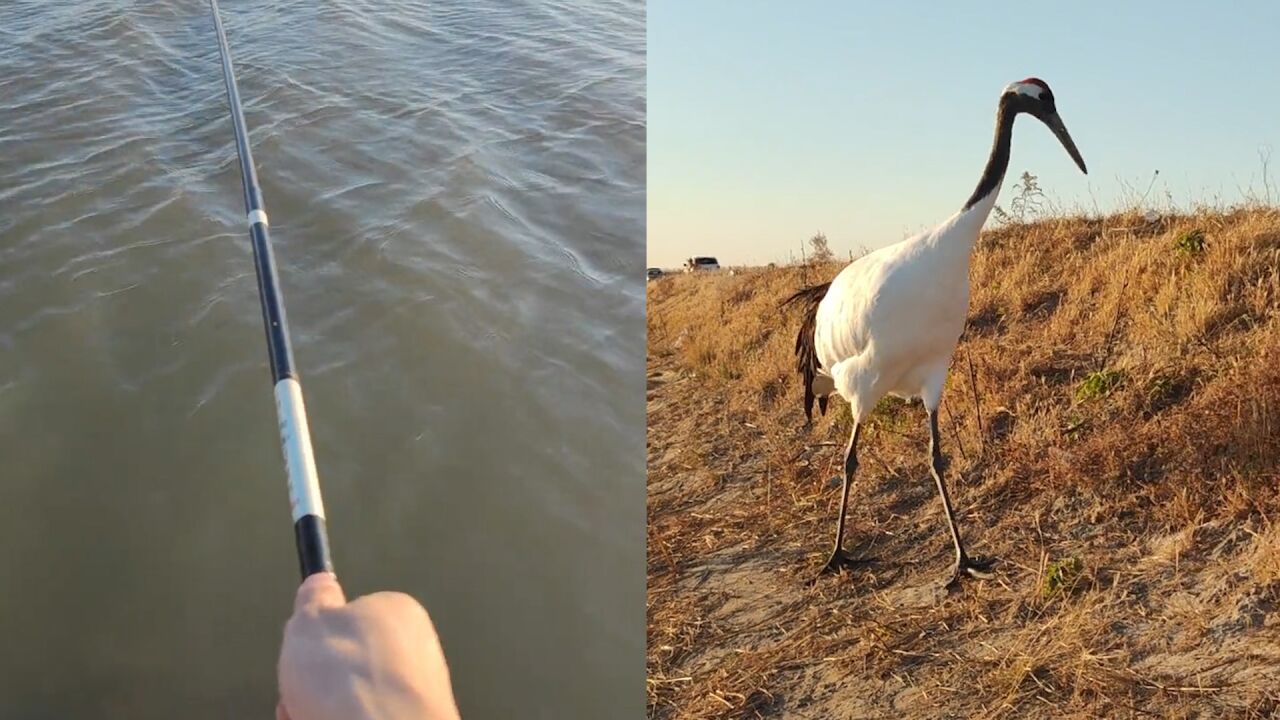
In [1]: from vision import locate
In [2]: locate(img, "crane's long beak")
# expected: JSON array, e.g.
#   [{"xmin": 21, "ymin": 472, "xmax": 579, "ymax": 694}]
[{"xmin": 1043, "ymin": 112, "xmax": 1087, "ymax": 174}]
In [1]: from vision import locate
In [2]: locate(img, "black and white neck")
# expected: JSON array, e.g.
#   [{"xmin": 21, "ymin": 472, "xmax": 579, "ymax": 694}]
[
  {"xmin": 960, "ymin": 78, "xmax": 1063, "ymax": 219},
  {"xmin": 962, "ymin": 99, "xmax": 1017, "ymax": 214}
]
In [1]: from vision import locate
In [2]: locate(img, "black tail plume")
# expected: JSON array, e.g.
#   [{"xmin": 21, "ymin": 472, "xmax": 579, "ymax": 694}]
[{"xmin": 781, "ymin": 282, "xmax": 832, "ymax": 422}]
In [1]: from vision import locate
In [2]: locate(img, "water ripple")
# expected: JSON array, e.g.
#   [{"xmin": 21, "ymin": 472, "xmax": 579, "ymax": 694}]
[{"xmin": 0, "ymin": 1, "xmax": 642, "ymax": 717}]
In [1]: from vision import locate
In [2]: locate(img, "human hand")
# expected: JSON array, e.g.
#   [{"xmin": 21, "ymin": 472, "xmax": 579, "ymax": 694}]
[{"xmin": 276, "ymin": 572, "xmax": 461, "ymax": 720}]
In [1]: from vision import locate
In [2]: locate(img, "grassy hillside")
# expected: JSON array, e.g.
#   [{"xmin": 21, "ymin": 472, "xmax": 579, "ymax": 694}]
[{"xmin": 647, "ymin": 208, "xmax": 1280, "ymax": 719}]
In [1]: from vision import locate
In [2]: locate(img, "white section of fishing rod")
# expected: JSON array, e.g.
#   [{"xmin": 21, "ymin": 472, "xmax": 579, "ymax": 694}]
[
  {"xmin": 248, "ymin": 209, "xmax": 269, "ymax": 227},
  {"xmin": 274, "ymin": 377, "xmax": 326, "ymax": 521}
]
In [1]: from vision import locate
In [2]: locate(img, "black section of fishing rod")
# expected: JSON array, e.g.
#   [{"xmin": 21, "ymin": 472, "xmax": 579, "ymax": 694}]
[{"xmin": 210, "ymin": 0, "xmax": 334, "ymax": 580}]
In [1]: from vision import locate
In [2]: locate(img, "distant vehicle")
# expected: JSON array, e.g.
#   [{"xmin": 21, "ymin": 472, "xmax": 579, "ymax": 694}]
[
  {"xmin": 684, "ymin": 256, "xmax": 720, "ymax": 272},
  {"xmin": 647, "ymin": 267, "xmax": 663, "ymax": 281}
]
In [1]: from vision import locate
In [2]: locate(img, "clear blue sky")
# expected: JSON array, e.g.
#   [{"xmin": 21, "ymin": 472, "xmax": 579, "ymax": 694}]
[{"xmin": 648, "ymin": 1, "xmax": 1280, "ymax": 267}]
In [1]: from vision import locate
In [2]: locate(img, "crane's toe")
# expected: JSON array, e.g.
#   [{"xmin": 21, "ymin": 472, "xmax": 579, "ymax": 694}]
[
  {"xmin": 945, "ymin": 553, "xmax": 996, "ymax": 587},
  {"xmin": 811, "ymin": 548, "xmax": 874, "ymax": 583}
]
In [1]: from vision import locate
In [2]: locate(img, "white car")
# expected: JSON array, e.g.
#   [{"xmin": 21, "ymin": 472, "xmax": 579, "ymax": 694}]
[{"xmin": 684, "ymin": 256, "xmax": 720, "ymax": 272}]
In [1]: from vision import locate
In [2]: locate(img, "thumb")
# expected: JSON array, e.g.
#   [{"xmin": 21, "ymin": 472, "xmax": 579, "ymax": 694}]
[
  {"xmin": 275, "ymin": 701, "xmax": 291, "ymax": 720},
  {"xmin": 294, "ymin": 571, "xmax": 346, "ymax": 613}
]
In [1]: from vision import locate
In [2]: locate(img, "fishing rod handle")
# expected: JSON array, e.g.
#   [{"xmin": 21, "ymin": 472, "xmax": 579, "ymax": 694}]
[
  {"xmin": 275, "ymin": 373, "xmax": 334, "ymax": 579},
  {"xmin": 295, "ymin": 515, "xmax": 334, "ymax": 578}
]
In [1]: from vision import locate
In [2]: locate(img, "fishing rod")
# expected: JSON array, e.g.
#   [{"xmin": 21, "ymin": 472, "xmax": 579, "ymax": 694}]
[{"xmin": 209, "ymin": 0, "xmax": 333, "ymax": 580}]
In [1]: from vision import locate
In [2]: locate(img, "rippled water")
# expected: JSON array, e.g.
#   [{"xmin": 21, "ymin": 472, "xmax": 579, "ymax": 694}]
[{"xmin": 0, "ymin": 1, "xmax": 644, "ymax": 717}]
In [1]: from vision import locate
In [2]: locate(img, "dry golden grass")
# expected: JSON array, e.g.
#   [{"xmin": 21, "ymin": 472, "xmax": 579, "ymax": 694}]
[{"xmin": 647, "ymin": 207, "xmax": 1280, "ymax": 719}]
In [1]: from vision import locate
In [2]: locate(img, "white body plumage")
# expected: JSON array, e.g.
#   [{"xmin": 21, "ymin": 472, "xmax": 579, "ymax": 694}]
[{"xmin": 813, "ymin": 191, "xmax": 998, "ymax": 421}]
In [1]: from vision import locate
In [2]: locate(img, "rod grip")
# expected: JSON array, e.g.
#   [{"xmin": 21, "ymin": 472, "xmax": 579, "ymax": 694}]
[{"xmin": 295, "ymin": 514, "xmax": 334, "ymax": 578}]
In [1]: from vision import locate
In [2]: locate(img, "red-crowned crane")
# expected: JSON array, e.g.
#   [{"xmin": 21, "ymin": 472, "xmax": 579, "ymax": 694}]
[{"xmin": 785, "ymin": 78, "xmax": 1087, "ymax": 586}]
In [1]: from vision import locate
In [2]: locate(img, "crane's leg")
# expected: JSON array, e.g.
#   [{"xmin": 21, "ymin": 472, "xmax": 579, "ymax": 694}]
[
  {"xmin": 816, "ymin": 422, "xmax": 864, "ymax": 577},
  {"xmin": 926, "ymin": 409, "xmax": 995, "ymax": 585}
]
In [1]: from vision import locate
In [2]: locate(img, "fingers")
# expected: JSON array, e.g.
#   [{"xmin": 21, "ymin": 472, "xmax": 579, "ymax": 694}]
[
  {"xmin": 349, "ymin": 591, "xmax": 437, "ymax": 636},
  {"xmin": 355, "ymin": 591, "xmax": 429, "ymax": 621},
  {"xmin": 294, "ymin": 571, "xmax": 346, "ymax": 614}
]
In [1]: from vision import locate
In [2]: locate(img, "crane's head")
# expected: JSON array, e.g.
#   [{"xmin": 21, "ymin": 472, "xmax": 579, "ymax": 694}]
[{"xmin": 1003, "ymin": 78, "xmax": 1087, "ymax": 174}]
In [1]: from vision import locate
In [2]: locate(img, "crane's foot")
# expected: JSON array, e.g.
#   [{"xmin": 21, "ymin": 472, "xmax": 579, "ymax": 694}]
[
  {"xmin": 810, "ymin": 548, "xmax": 874, "ymax": 584},
  {"xmin": 946, "ymin": 553, "xmax": 996, "ymax": 587}
]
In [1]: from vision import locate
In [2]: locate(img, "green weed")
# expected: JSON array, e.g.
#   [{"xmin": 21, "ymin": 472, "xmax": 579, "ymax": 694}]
[
  {"xmin": 1042, "ymin": 557, "xmax": 1084, "ymax": 598},
  {"xmin": 1076, "ymin": 369, "xmax": 1123, "ymax": 402},
  {"xmin": 1174, "ymin": 229, "xmax": 1206, "ymax": 256}
]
